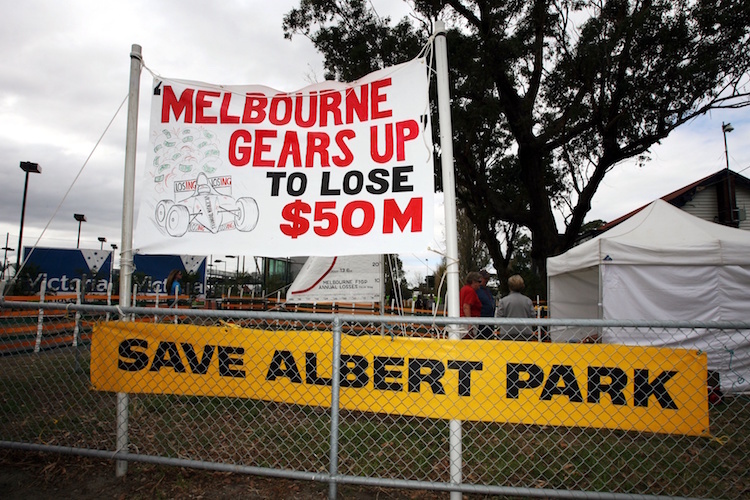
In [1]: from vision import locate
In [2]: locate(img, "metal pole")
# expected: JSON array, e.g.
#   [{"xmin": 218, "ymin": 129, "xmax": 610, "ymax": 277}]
[
  {"xmin": 722, "ymin": 123, "xmax": 734, "ymax": 223},
  {"xmin": 434, "ymin": 20, "xmax": 462, "ymax": 500},
  {"xmin": 328, "ymin": 316, "xmax": 343, "ymax": 500},
  {"xmin": 116, "ymin": 43, "xmax": 142, "ymax": 478},
  {"xmin": 76, "ymin": 220, "xmax": 82, "ymax": 248},
  {"xmin": 2, "ymin": 233, "xmax": 11, "ymax": 280},
  {"xmin": 16, "ymin": 171, "xmax": 31, "ymax": 272}
]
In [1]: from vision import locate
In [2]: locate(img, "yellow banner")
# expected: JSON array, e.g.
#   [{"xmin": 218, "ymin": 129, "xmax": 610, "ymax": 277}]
[{"xmin": 91, "ymin": 321, "xmax": 709, "ymax": 436}]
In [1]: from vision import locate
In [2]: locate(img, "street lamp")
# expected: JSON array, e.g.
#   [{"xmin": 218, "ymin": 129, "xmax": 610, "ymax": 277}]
[
  {"xmin": 722, "ymin": 123, "xmax": 736, "ymax": 223},
  {"xmin": 98, "ymin": 236, "xmax": 107, "ymax": 249},
  {"xmin": 74, "ymin": 213, "xmax": 86, "ymax": 248},
  {"xmin": 2, "ymin": 233, "xmax": 13, "ymax": 280},
  {"xmin": 225, "ymin": 255, "xmax": 239, "ymax": 275},
  {"xmin": 722, "ymin": 122, "xmax": 734, "ymax": 170},
  {"xmin": 109, "ymin": 243, "xmax": 118, "ymax": 284},
  {"xmin": 214, "ymin": 258, "xmax": 225, "ymax": 274},
  {"xmin": 17, "ymin": 161, "xmax": 41, "ymax": 272}
]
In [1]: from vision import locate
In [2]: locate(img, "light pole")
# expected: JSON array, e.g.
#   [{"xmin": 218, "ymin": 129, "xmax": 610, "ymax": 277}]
[
  {"xmin": 109, "ymin": 243, "xmax": 118, "ymax": 285},
  {"xmin": 214, "ymin": 258, "xmax": 225, "ymax": 274},
  {"xmin": 98, "ymin": 236, "xmax": 107, "ymax": 249},
  {"xmin": 722, "ymin": 122, "xmax": 734, "ymax": 170},
  {"xmin": 225, "ymin": 255, "xmax": 239, "ymax": 276},
  {"xmin": 74, "ymin": 213, "xmax": 87, "ymax": 248},
  {"xmin": 17, "ymin": 161, "xmax": 41, "ymax": 272},
  {"xmin": 722, "ymin": 122, "xmax": 735, "ymax": 223},
  {"xmin": 2, "ymin": 233, "xmax": 13, "ymax": 280}
]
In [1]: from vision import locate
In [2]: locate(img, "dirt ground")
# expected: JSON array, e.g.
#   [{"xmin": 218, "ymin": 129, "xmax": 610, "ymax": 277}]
[{"xmin": 0, "ymin": 450, "xmax": 454, "ymax": 499}]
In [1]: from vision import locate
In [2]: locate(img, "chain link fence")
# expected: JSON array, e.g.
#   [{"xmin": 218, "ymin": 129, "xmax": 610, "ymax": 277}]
[{"xmin": 1, "ymin": 298, "xmax": 748, "ymax": 499}]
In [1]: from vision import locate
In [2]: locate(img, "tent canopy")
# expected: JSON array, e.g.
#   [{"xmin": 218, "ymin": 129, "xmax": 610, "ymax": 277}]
[
  {"xmin": 549, "ymin": 200, "xmax": 750, "ymax": 275},
  {"xmin": 547, "ymin": 200, "xmax": 750, "ymax": 394}
]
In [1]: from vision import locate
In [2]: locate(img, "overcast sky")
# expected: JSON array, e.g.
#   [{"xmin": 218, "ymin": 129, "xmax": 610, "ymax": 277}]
[{"xmin": 1, "ymin": 0, "xmax": 748, "ymax": 284}]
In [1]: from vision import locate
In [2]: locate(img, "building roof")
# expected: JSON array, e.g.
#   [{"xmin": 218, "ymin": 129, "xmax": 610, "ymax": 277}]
[{"xmin": 595, "ymin": 169, "xmax": 750, "ymax": 232}]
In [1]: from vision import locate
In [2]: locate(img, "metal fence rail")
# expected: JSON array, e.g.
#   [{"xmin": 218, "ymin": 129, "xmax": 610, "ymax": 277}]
[{"xmin": 1, "ymin": 299, "xmax": 748, "ymax": 499}]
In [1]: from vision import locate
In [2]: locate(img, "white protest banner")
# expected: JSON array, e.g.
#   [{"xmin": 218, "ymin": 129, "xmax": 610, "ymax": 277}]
[
  {"xmin": 286, "ymin": 255, "xmax": 381, "ymax": 303},
  {"xmin": 134, "ymin": 58, "xmax": 434, "ymax": 257}
]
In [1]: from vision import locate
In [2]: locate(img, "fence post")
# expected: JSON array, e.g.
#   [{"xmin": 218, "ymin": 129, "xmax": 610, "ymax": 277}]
[
  {"xmin": 33, "ymin": 278, "xmax": 47, "ymax": 353},
  {"xmin": 72, "ymin": 279, "xmax": 81, "ymax": 347},
  {"xmin": 328, "ymin": 315, "xmax": 343, "ymax": 500}
]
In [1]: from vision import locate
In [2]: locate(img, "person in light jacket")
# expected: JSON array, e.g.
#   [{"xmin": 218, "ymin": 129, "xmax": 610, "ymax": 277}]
[{"xmin": 496, "ymin": 274, "xmax": 536, "ymax": 341}]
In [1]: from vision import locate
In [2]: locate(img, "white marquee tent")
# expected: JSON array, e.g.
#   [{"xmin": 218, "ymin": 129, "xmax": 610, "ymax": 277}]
[{"xmin": 547, "ymin": 200, "xmax": 750, "ymax": 394}]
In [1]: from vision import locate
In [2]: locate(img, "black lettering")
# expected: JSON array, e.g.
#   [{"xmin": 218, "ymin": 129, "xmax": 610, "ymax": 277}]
[
  {"xmin": 218, "ymin": 346, "xmax": 245, "ymax": 378},
  {"xmin": 118, "ymin": 338, "xmax": 149, "ymax": 371},
  {"xmin": 506, "ymin": 363, "xmax": 544, "ymax": 398},
  {"xmin": 391, "ymin": 165, "xmax": 413, "ymax": 192},
  {"xmin": 541, "ymin": 365, "xmax": 583, "ymax": 402},
  {"xmin": 408, "ymin": 358, "xmax": 445, "ymax": 394},
  {"xmin": 181, "ymin": 343, "xmax": 215, "ymax": 375},
  {"xmin": 320, "ymin": 171, "xmax": 340, "ymax": 195},
  {"xmin": 366, "ymin": 169, "xmax": 389, "ymax": 194},
  {"xmin": 266, "ymin": 350, "xmax": 302, "ymax": 383},
  {"xmin": 340, "ymin": 354, "xmax": 369, "ymax": 388},
  {"xmin": 266, "ymin": 172, "xmax": 286, "ymax": 196},
  {"xmin": 587, "ymin": 367, "xmax": 628, "ymax": 405},
  {"xmin": 149, "ymin": 341, "xmax": 186, "ymax": 373},
  {"xmin": 373, "ymin": 356, "xmax": 404, "ymax": 391},
  {"xmin": 634, "ymin": 369, "xmax": 678, "ymax": 409},
  {"xmin": 305, "ymin": 352, "xmax": 332, "ymax": 386},
  {"xmin": 343, "ymin": 171, "xmax": 364, "ymax": 195},
  {"xmin": 447, "ymin": 360, "xmax": 483, "ymax": 396}
]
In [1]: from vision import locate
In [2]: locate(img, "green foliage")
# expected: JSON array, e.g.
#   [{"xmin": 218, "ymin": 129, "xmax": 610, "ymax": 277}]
[{"xmin": 284, "ymin": 0, "xmax": 750, "ymax": 296}]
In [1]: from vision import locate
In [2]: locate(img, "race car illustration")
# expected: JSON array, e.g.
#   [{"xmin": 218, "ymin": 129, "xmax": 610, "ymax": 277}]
[{"xmin": 154, "ymin": 173, "xmax": 259, "ymax": 237}]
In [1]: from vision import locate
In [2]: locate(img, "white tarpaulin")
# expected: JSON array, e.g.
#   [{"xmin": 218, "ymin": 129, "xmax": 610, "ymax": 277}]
[
  {"xmin": 547, "ymin": 200, "xmax": 750, "ymax": 394},
  {"xmin": 134, "ymin": 58, "xmax": 434, "ymax": 257},
  {"xmin": 285, "ymin": 255, "xmax": 381, "ymax": 303}
]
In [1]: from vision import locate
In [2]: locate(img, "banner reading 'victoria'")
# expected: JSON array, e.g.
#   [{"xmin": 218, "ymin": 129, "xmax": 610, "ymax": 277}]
[{"xmin": 134, "ymin": 58, "xmax": 434, "ymax": 257}]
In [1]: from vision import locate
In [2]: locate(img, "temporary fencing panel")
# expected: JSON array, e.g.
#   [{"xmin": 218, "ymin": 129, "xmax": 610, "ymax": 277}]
[{"xmin": 1, "ymin": 299, "xmax": 748, "ymax": 499}]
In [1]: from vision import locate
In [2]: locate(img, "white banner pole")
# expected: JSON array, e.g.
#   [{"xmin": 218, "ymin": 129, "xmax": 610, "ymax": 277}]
[
  {"xmin": 116, "ymin": 43, "xmax": 142, "ymax": 478},
  {"xmin": 434, "ymin": 20, "xmax": 462, "ymax": 499}
]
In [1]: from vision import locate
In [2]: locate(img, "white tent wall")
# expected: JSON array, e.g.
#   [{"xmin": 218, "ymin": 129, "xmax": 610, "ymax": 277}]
[
  {"xmin": 547, "ymin": 200, "xmax": 750, "ymax": 394},
  {"xmin": 548, "ymin": 266, "xmax": 600, "ymax": 342}
]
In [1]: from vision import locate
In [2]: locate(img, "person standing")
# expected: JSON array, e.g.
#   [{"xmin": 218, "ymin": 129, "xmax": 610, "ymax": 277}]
[
  {"xmin": 476, "ymin": 269, "xmax": 496, "ymax": 339},
  {"xmin": 496, "ymin": 274, "xmax": 536, "ymax": 340},
  {"xmin": 459, "ymin": 272, "xmax": 482, "ymax": 337},
  {"xmin": 165, "ymin": 269, "xmax": 183, "ymax": 307}
]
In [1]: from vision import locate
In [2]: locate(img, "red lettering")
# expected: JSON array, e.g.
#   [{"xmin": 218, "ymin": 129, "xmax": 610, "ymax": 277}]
[
  {"xmin": 371, "ymin": 78, "xmax": 392, "ymax": 120},
  {"xmin": 278, "ymin": 131, "xmax": 303, "ymax": 167},
  {"xmin": 332, "ymin": 130, "xmax": 355, "ymax": 167},
  {"xmin": 306, "ymin": 132, "xmax": 330, "ymax": 167},
  {"xmin": 342, "ymin": 201, "xmax": 375, "ymax": 236},
  {"xmin": 383, "ymin": 198, "xmax": 422, "ymax": 233},
  {"xmin": 220, "ymin": 93, "xmax": 240, "ymax": 124},
  {"xmin": 253, "ymin": 130, "xmax": 277, "ymax": 167},
  {"xmin": 370, "ymin": 124, "xmax": 393, "ymax": 163},
  {"xmin": 243, "ymin": 93, "xmax": 267, "ymax": 123},
  {"xmin": 229, "ymin": 130, "xmax": 252, "ymax": 167},
  {"xmin": 161, "ymin": 86, "xmax": 194, "ymax": 123},
  {"xmin": 295, "ymin": 92, "xmax": 317, "ymax": 128},
  {"xmin": 195, "ymin": 90, "xmax": 220, "ymax": 124},
  {"xmin": 314, "ymin": 201, "xmax": 338, "ymax": 237},
  {"xmin": 320, "ymin": 90, "xmax": 343, "ymax": 126},
  {"xmin": 396, "ymin": 119, "xmax": 419, "ymax": 161},
  {"xmin": 345, "ymin": 86, "xmax": 368, "ymax": 124},
  {"xmin": 270, "ymin": 94, "xmax": 292, "ymax": 125}
]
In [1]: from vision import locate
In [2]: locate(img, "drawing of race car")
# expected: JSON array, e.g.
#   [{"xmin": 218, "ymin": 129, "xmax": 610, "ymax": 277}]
[{"xmin": 154, "ymin": 173, "xmax": 259, "ymax": 237}]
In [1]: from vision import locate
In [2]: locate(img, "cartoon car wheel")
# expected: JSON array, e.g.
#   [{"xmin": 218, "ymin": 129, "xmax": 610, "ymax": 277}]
[
  {"xmin": 166, "ymin": 204, "xmax": 190, "ymax": 237},
  {"xmin": 155, "ymin": 200, "xmax": 174, "ymax": 226},
  {"xmin": 235, "ymin": 197, "xmax": 259, "ymax": 231}
]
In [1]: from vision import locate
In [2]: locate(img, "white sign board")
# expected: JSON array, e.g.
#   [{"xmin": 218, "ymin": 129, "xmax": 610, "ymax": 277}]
[{"xmin": 134, "ymin": 59, "xmax": 434, "ymax": 257}]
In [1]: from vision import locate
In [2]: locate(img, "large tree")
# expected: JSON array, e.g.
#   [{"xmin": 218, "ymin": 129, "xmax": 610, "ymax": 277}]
[{"xmin": 283, "ymin": 0, "xmax": 750, "ymax": 286}]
